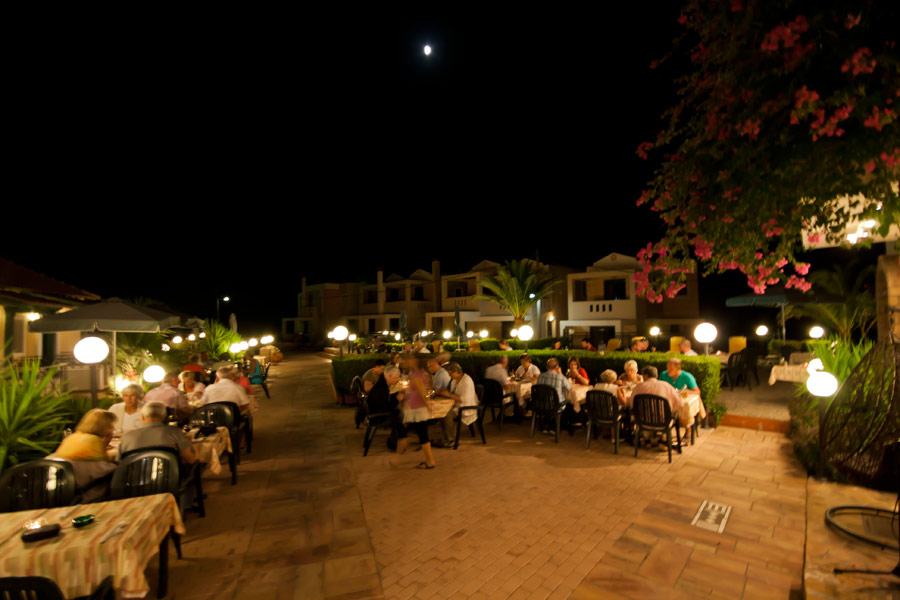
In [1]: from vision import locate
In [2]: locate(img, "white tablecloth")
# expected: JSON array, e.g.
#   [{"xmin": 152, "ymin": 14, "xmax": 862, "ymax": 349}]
[
  {"xmin": 566, "ymin": 384, "xmax": 594, "ymax": 413},
  {"xmin": 769, "ymin": 365, "xmax": 808, "ymax": 385},
  {"xmin": 505, "ymin": 380, "xmax": 533, "ymax": 408}
]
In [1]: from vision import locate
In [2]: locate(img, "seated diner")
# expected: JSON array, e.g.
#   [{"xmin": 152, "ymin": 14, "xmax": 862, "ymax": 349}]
[
  {"xmin": 109, "ymin": 383, "xmax": 145, "ymax": 435},
  {"xmin": 515, "ymin": 354, "xmax": 540, "ymax": 382}
]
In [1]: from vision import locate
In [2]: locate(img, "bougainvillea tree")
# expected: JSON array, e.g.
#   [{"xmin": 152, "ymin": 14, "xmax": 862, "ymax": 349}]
[{"xmin": 635, "ymin": 0, "xmax": 899, "ymax": 302}]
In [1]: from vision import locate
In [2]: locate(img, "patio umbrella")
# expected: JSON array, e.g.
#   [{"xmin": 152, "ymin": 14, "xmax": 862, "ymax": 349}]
[
  {"xmin": 229, "ymin": 313, "xmax": 238, "ymax": 333},
  {"xmin": 28, "ymin": 298, "xmax": 181, "ymax": 405},
  {"xmin": 453, "ymin": 307, "xmax": 463, "ymax": 349},
  {"xmin": 399, "ymin": 307, "xmax": 409, "ymax": 341},
  {"xmin": 725, "ymin": 285, "xmax": 843, "ymax": 339}
]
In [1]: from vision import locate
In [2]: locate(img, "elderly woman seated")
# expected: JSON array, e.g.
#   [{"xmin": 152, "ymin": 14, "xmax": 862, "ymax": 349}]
[
  {"xmin": 109, "ymin": 383, "xmax": 145, "ymax": 435},
  {"xmin": 616, "ymin": 360, "xmax": 643, "ymax": 387},
  {"xmin": 48, "ymin": 408, "xmax": 118, "ymax": 501},
  {"xmin": 179, "ymin": 370, "xmax": 206, "ymax": 402}
]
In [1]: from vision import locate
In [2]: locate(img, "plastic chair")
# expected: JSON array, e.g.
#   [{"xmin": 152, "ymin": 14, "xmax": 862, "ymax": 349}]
[
  {"xmin": 669, "ymin": 336, "xmax": 684, "ymax": 353},
  {"xmin": 529, "ymin": 384, "xmax": 565, "ymax": 443},
  {"xmin": 584, "ymin": 390, "xmax": 622, "ymax": 454},
  {"xmin": 361, "ymin": 397, "xmax": 396, "ymax": 457},
  {"xmin": 0, "ymin": 459, "xmax": 76, "ymax": 512},
  {"xmin": 110, "ymin": 449, "xmax": 187, "ymax": 558},
  {"xmin": 480, "ymin": 379, "xmax": 517, "ymax": 430},
  {"xmin": 191, "ymin": 401, "xmax": 248, "ymax": 472},
  {"xmin": 722, "ymin": 350, "xmax": 754, "ymax": 391},
  {"xmin": 632, "ymin": 394, "xmax": 682, "ymax": 463},
  {"xmin": 453, "ymin": 384, "xmax": 487, "ymax": 449},
  {"xmin": 605, "ymin": 339, "xmax": 621, "ymax": 352},
  {"xmin": 0, "ymin": 575, "xmax": 114, "ymax": 600},
  {"xmin": 351, "ymin": 376, "xmax": 366, "ymax": 428},
  {"xmin": 118, "ymin": 445, "xmax": 206, "ymax": 518},
  {"xmin": 257, "ymin": 363, "xmax": 272, "ymax": 399}
]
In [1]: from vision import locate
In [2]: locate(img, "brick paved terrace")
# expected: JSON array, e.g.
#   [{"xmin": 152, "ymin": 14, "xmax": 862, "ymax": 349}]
[{"xmin": 161, "ymin": 352, "xmax": 815, "ymax": 599}]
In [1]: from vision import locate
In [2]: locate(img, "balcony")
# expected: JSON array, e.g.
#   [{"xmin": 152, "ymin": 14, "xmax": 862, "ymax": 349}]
[
  {"xmin": 568, "ymin": 299, "xmax": 636, "ymax": 321},
  {"xmin": 443, "ymin": 296, "xmax": 479, "ymax": 311}
]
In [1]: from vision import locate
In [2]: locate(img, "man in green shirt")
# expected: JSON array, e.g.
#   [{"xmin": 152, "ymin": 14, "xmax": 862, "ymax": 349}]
[{"xmin": 660, "ymin": 357, "xmax": 698, "ymax": 392}]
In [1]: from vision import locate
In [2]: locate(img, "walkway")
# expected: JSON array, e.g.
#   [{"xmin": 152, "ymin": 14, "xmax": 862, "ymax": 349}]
[{"xmin": 160, "ymin": 353, "xmax": 808, "ymax": 599}]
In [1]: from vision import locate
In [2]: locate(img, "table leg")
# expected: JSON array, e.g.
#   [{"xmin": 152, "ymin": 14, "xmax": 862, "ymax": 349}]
[{"xmin": 158, "ymin": 531, "xmax": 169, "ymax": 598}]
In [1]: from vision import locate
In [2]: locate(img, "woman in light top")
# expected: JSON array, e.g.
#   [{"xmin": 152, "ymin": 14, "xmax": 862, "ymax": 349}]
[
  {"xmin": 108, "ymin": 384, "xmax": 145, "ymax": 434},
  {"xmin": 395, "ymin": 355, "xmax": 437, "ymax": 469},
  {"xmin": 595, "ymin": 369, "xmax": 627, "ymax": 407},
  {"xmin": 617, "ymin": 360, "xmax": 643, "ymax": 387},
  {"xmin": 179, "ymin": 370, "xmax": 206, "ymax": 402}
]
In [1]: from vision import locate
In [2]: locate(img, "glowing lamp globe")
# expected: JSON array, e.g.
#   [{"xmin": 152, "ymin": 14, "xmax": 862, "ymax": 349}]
[
  {"xmin": 114, "ymin": 375, "xmax": 130, "ymax": 392},
  {"xmin": 394, "ymin": 333, "xmax": 401, "ymax": 341},
  {"xmin": 694, "ymin": 323, "xmax": 717, "ymax": 344},
  {"xmin": 199, "ymin": 332, "xmax": 206, "ymax": 339},
  {"xmin": 809, "ymin": 326, "xmax": 825, "ymax": 339},
  {"xmin": 548, "ymin": 316, "xmax": 555, "ymax": 322},
  {"xmin": 143, "ymin": 365, "xmax": 165, "ymax": 383},
  {"xmin": 529, "ymin": 293, "xmax": 536, "ymax": 299},
  {"xmin": 806, "ymin": 358, "xmax": 824, "ymax": 375},
  {"xmin": 260, "ymin": 335, "xmax": 274, "ymax": 344},
  {"xmin": 424, "ymin": 45, "xmax": 432, "ymax": 56},
  {"xmin": 26, "ymin": 312, "xmax": 41, "ymax": 321},
  {"xmin": 249, "ymin": 338, "xmax": 259, "ymax": 347},
  {"xmin": 479, "ymin": 330, "xmax": 488, "ymax": 338},
  {"xmin": 161, "ymin": 344, "xmax": 171, "ymax": 352},
  {"xmin": 510, "ymin": 329, "xmax": 518, "ymax": 338},
  {"xmin": 649, "ymin": 326, "xmax": 660, "ymax": 337},
  {"xmin": 74, "ymin": 337, "xmax": 109, "ymax": 364},
  {"xmin": 188, "ymin": 333, "xmax": 196, "ymax": 341},
  {"xmin": 806, "ymin": 371, "xmax": 838, "ymax": 397},
  {"xmin": 466, "ymin": 331, "xmax": 474, "ymax": 338},
  {"xmin": 223, "ymin": 296, "xmax": 230, "ymax": 302},
  {"xmin": 349, "ymin": 334, "xmax": 357, "ymax": 342},
  {"xmin": 382, "ymin": 330, "xmax": 389, "ymax": 335},
  {"xmin": 238, "ymin": 341, "xmax": 249, "ymax": 351},
  {"xmin": 443, "ymin": 330, "xmax": 452, "ymax": 340},
  {"xmin": 518, "ymin": 325, "xmax": 534, "ymax": 341},
  {"xmin": 229, "ymin": 343, "xmax": 242, "ymax": 353},
  {"xmin": 420, "ymin": 330, "xmax": 428, "ymax": 337},
  {"xmin": 172, "ymin": 335, "xmax": 183, "ymax": 344},
  {"xmin": 333, "ymin": 326, "xmax": 349, "ymax": 341},
  {"xmin": 756, "ymin": 325, "xmax": 769, "ymax": 336},
  {"xmin": 327, "ymin": 331, "xmax": 334, "ymax": 339}
]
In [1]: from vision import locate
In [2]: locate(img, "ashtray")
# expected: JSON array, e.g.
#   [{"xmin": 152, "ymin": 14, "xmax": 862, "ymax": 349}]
[{"xmin": 72, "ymin": 515, "xmax": 95, "ymax": 528}]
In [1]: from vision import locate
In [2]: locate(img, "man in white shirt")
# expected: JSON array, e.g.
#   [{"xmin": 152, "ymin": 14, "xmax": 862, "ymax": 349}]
[
  {"xmin": 679, "ymin": 339, "xmax": 699, "ymax": 356},
  {"xmin": 202, "ymin": 366, "xmax": 251, "ymax": 413},
  {"xmin": 515, "ymin": 354, "xmax": 540, "ymax": 382},
  {"xmin": 436, "ymin": 363, "xmax": 479, "ymax": 447},
  {"xmin": 485, "ymin": 355, "xmax": 509, "ymax": 388}
]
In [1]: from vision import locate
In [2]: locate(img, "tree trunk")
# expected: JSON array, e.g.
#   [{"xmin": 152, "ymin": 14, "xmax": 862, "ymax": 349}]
[{"xmin": 876, "ymin": 253, "xmax": 900, "ymax": 340}]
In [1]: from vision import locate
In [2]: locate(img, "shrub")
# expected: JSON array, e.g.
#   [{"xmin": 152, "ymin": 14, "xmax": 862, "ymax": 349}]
[
  {"xmin": 332, "ymin": 349, "xmax": 722, "ymax": 416},
  {"xmin": 767, "ymin": 339, "xmax": 814, "ymax": 356}
]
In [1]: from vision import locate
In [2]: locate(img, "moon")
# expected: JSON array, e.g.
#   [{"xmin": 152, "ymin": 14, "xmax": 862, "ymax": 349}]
[{"xmin": 423, "ymin": 45, "xmax": 432, "ymax": 56}]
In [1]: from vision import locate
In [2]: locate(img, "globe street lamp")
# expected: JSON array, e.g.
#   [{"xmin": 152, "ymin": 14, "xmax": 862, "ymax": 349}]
[
  {"xmin": 142, "ymin": 365, "xmax": 165, "ymax": 384},
  {"xmin": 333, "ymin": 326, "xmax": 349, "ymax": 357},
  {"xmin": 809, "ymin": 326, "xmax": 825, "ymax": 339},
  {"xmin": 807, "ymin": 369, "xmax": 839, "ymax": 477},
  {"xmin": 74, "ymin": 336, "xmax": 109, "ymax": 408},
  {"xmin": 694, "ymin": 322, "xmax": 717, "ymax": 355},
  {"xmin": 517, "ymin": 325, "xmax": 534, "ymax": 350}
]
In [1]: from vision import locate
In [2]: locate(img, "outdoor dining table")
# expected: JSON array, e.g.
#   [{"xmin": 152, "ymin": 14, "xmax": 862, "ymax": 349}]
[
  {"xmin": 403, "ymin": 397, "xmax": 455, "ymax": 421},
  {"xmin": 566, "ymin": 383, "xmax": 594, "ymax": 413},
  {"xmin": 0, "ymin": 494, "xmax": 185, "ymax": 598},
  {"xmin": 621, "ymin": 387, "xmax": 706, "ymax": 435},
  {"xmin": 769, "ymin": 364, "xmax": 809, "ymax": 385},
  {"xmin": 186, "ymin": 426, "xmax": 233, "ymax": 475},
  {"xmin": 505, "ymin": 379, "xmax": 533, "ymax": 409}
]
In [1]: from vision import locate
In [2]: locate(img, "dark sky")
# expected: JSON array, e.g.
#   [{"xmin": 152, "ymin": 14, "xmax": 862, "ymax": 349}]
[{"xmin": 3, "ymin": 8, "xmax": 879, "ymax": 339}]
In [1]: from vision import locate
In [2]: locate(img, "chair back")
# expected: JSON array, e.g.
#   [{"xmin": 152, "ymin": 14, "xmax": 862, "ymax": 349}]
[
  {"xmin": 727, "ymin": 351, "xmax": 743, "ymax": 368},
  {"xmin": 605, "ymin": 339, "xmax": 621, "ymax": 352},
  {"xmin": 531, "ymin": 384, "xmax": 561, "ymax": 412},
  {"xmin": 669, "ymin": 336, "xmax": 683, "ymax": 353},
  {"xmin": 0, "ymin": 459, "xmax": 76, "ymax": 512},
  {"xmin": 0, "ymin": 577, "xmax": 65, "ymax": 600},
  {"xmin": 632, "ymin": 394, "xmax": 673, "ymax": 428},
  {"xmin": 480, "ymin": 379, "xmax": 504, "ymax": 407},
  {"xmin": 191, "ymin": 401, "xmax": 239, "ymax": 431},
  {"xmin": 349, "ymin": 376, "xmax": 364, "ymax": 397},
  {"xmin": 111, "ymin": 449, "xmax": 180, "ymax": 499},
  {"xmin": 585, "ymin": 390, "xmax": 618, "ymax": 422},
  {"xmin": 475, "ymin": 384, "xmax": 485, "ymax": 404},
  {"xmin": 262, "ymin": 362, "xmax": 271, "ymax": 379},
  {"xmin": 728, "ymin": 336, "xmax": 747, "ymax": 354}
]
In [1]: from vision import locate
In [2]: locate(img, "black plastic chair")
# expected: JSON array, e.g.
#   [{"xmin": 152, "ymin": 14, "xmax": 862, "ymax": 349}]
[
  {"xmin": 584, "ymin": 391, "xmax": 622, "ymax": 454},
  {"xmin": 110, "ymin": 449, "xmax": 187, "ymax": 559},
  {"xmin": 0, "ymin": 459, "xmax": 77, "ymax": 512},
  {"xmin": 257, "ymin": 362, "xmax": 272, "ymax": 399},
  {"xmin": 118, "ymin": 445, "xmax": 206, "ymax": 518},
  {"xmin": 529, "ymin": 384, "xmax": 565, "ymax": 443},
  {"xmin": 361, "ymin": 397, "xmax": 395, "ymax": 457},
  {"xmin": 0, "ymin": 575, "xmax": 114, "ymax": 600},
  {"xmin": 632, "ymin": 394, "xmax": 682, "ymax": 463},
  {"xmin": 722, "ymin": 350, "xmax": 754, "ymax": 391},
  {"xmin": 191, "ymin": 401, "xmax": 247, "ymax": 474},
  {"xmin": 480, "ymin": 379, "xmax": 517, "ymax": 430},
  {"xmin": 351, "ymin": 376, "xmax": 366, "ymax": 428},
  {"xmin": 453, "ymin": 384, "xmax": 487, "ymax": 449}
]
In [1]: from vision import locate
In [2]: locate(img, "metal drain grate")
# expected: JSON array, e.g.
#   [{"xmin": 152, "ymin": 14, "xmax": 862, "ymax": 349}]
[{"xmin": 691, "ymin": 500, "xmax": 732, "ymax": 533}]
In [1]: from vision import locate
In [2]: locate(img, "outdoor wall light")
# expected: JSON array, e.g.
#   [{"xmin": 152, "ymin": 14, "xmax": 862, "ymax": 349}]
[
  {"xmin": 394, "ymin": 333, "xmax": 401, "ymax": 341},
  {"xmin": 143, "ymin": 365, "xmax": 165, "ymax": 383},
  {"xmin": 26, "ymin": 312, "xmax": 41, "ymax": 321},
  {"xmin": 809, "ymin": 326, "xmax": 825, "ymax": 339},
  {"xmin": 479, "ymin": 330, "xmax": 488, "ymax": 338},
  {"xmin": 382, "ymin": 330, "xmax": 389, "ymax": 335},
  {"xmin": 171, "ymin": 336, "xmax": 183, "ymax": 344},
  {"xmin": 466, "ymin": 331, "xmax": 474, "ymax": 338},
  {"xmin": 756, "ymin": 325, "xmax": 769, "ymax": 336},
  {"xmin": 649, "ymin": 326, "xmax": 661, "ymax": 337},
  {"xmin": 74, "ymin": 337, "xmax": 109, "ymax": 364},
  {"xmin": 548, "ymin": 316, "xmax": 555, "ymax": 322},
  {"xmin": 443, "ymin": 330, "xmax": 452, "ymax": 339},
  {"xmin": 420, "ymin": 330, "xmax": 428, "ymax": 337}
]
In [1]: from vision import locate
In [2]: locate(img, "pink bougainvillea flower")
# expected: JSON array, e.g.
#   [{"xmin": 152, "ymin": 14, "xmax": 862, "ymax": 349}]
[
  {"xmin": 795, "ymin": 263, "xmax": 810, "ymax": 275},
  {"xmin": 865, "ymin": 161, "xmax": 876, "ymax": 173},
  {"xmin": 807, "ymin": 233, "xmax": 822, "ymax": 244}
]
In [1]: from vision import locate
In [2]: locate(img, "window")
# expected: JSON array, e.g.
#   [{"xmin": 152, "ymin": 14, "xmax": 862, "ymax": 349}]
[
  {"xmin": 365, "ymin": 290, "xmax": 377, "ymax": 304},
  {"xmin": 388, "ymin": 288, "xmax": 400, "ymax": 302},
  {"xmin": 603, "ymin": 278, "xmax": 627, "ymax": 300},
  {"xmin": 368, "ymin": 319, "xmax": 376, "ymax": 332},
  {"xmin": 389, "ymin": 318, "xmax": 400, "ymax": 330},
  {"xmin": 412, "ymin": 286, "xmax": 424, "ymax": 300},
  {"xmin": 285, "ymin": 320, "xmax": 295, "ymax": 335},
  {"xmin": 573, "ymin": 280, "xmax": 587, "ymax": 301}
]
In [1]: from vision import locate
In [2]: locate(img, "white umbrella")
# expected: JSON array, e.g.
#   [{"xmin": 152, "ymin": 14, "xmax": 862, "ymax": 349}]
[{"xmin": 229, "ymin": 313, "xmax": 238, "ymax": 333}]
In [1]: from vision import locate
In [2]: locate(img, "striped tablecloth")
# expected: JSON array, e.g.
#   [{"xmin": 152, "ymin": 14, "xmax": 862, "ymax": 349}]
[
  {"xmin": 0, "ymin": 494, "xmax": 185, "ymax": 598},
  {"xmin": 187, "ymin": 426, "xmax": 233, "ymax": 475}
]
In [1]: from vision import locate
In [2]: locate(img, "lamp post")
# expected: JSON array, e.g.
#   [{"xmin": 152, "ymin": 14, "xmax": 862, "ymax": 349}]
[
  {"xmin": 693, "ymin": 322, "xmax": 717, "ymax": 355},
  {"xmin": 333, "ymin": 326, "xmax": 349, "ymax": 357},
  {"xmin": 809, "ymin": 326, "xmax": 825, "ymax": 339},
  {"xmin": 649, "ymin": 326, "xmax": 660, "ymax": 351},
  {"xmin": 216, "ymin": 296, "xmax": 230, "ymax": 321},
  {"xmin": 74, "ymin": 336, "xmax": 109, "ymax": 408},
  {"xmin": 517, "ymin": 325, "xmax": 534, "ymax": 351},
  {"xmin": 807, "ymin": 370, "xmax": 839, "ymax": 478}
]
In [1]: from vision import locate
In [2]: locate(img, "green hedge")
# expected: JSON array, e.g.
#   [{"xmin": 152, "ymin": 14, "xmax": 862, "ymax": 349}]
[
  {"xmin": 767, "ymin": 339, "xmax": 814, "ymax": 356},
  {"xmin": 333, "ymin": 349, "xmax": 723, "ymax": 417}
]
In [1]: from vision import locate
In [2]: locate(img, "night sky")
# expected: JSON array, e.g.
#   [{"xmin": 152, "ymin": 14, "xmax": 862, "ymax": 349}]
[{"xmin": 2, "ymin": 8, "xmax": 881, "ymax": 339}]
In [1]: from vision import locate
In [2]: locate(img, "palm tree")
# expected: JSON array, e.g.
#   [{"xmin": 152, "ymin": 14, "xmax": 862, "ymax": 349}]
[
  {"xmin": 786, "ymin": 260, "xmax": 877, "ymax": 341},
  {"xmin": 474, "ymin": 260, "xmax": 562, "ymax": 325}
]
